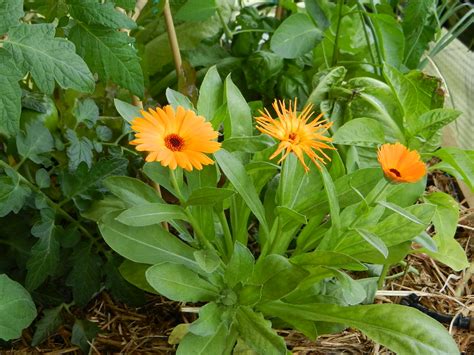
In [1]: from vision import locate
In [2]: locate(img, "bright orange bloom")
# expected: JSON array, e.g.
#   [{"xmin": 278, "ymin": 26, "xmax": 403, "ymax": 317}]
[
  {"xmin": 130, "ymin": 105, "xmax": 220, "ymax": 171},
  {"xmin": 377, "ymin": 143, "xmax": 426, "ymax": 183},
  {"xmin": 255, "ymin": 99, "xmax": 334, "ymax": 172}
]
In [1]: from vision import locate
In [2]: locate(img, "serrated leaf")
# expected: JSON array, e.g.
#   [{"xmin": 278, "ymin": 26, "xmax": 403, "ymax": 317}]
[
  {"xmin": 71, "ymin": 319, "xmax": 100, "ymax": 353},
  {"xmin": 0, "ymin": 168, "xmax": 31, "ymax": 217},
  {"xmin": 4, "ymin": 23, "xmax": 95, "ymax": 94},
  {"xmin": 31, "ymin": 305, "xmax": 64, "ymax": 346},
  {"xmin": 35, "ymin": 169, "xmax": 51, "ymax": 189},
  {"xmin": 0, "ymin": 50, "xmax": 22, "ymax": 137},
  {"xmin": 0, "ymin": 274, "xmax": 37, "ymax": 341},
  {"xmin": 104, "ymin": 256, "xmax": 145, "ymax": 306},
  {"xmin": 69, "ymin": 22, "xmax": 144, "ymax": 97},
  {"xmin": 67, "ymin": 0, "xmax": 136, "ymax": 29},
  {"xmin": 16, "ymin": 121, "xmax": 54, "ymax": 164},
  {"xmin": 25, "ymin": 209, "xmax": 59, "ymax": 291},
  {"xmin": 66, "ymin": 243, "xmax": 102, "ymax": 306},
  {"xmin": 0, "ymin": 0, "xmax": 23, "ymax": 34},
  {"xmin": 74, "ymin": 98, "xmax": 99, "ymax": 128},
  {"xmin": 61, "ymin": 157, "xmax": 128, "ymax": 199},
  {"xmin": 66, "ymin": 129, "xmax": 94, "ymax": 171}
]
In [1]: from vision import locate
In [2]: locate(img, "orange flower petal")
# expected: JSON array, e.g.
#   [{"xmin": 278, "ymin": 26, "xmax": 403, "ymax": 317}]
[
  {"xmin": 377, "ymin": 143, "xmax": 426, "ymax": 183},
  {"xmin": 130, "ymin": 105, "xmax": 220, "ymax": 171}
]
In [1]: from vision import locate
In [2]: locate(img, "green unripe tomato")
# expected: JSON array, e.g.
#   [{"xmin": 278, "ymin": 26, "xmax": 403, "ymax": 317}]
[{"xmin": 20, "ymin": 96, "xmax": 59, "ymax": 132}]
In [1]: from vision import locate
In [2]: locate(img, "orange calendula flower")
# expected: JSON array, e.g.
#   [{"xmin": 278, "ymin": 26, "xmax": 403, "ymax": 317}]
[
  {"xmin": 255, "ymin": 99, "xmax": 334, "ymax": 172},
  {"xmin": 377, "ymin": 142, "xmax": 426, "ymax": 183},
  {"xmin": 130, "ymin": 105, "xmax": 220, "ymax": 171}
]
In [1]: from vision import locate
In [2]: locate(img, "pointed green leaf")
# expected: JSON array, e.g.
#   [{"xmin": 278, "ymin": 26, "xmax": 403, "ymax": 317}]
[
  {"xmin": 114, "ymin": 98, "xmax": 141, "ymax": 124},
  {"xmin": 69, "ymin": 22, "xmax": 144, "ymax": 97},
  {"xmin": 146, "ymin": 263, "xmax": 219, "ymax": 302},
  {"xmin": 0, "ymin": 0, "xmax": 23, "ymax": 34},
  {"xmin": 16, "ymin": 121, "xmax": 54, "ymax": 164},
  {"xmin": 185, "ymin": 187, "xmax": 234, "ymax": 206},
  {"xmin": 4, "ymin": 23, "xmax": 94, "ymax": 94},
  {"xmin": 197, "ymin": 66, "xmax": 223, "ymax": 121},
  {"xmin": 67, "ymin": 0, "xmax": 136, "ymax": 29},
  {"xmin": 354, "ymin": 228, "xmax": 389, "ymax": 259},
  {"xmin": 116, "ymin": 203, "xmax": 188, "ymax": 226},
  {"xmin": 0, "ymin": 274, "xmax": 37, "ymax": 341},
  {"xmin": 0, "ymin": 50, "xmax": 22, "ymax": 137},
  {"xmin": 32, "ymin": 305, "xmax": 64, "ymax": 346}
]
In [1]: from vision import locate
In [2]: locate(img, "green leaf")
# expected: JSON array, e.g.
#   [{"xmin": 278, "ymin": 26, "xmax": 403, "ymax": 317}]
[
  {"xmin": 0, "ymin": 50, "xmax": 22, "ymax": 137},
  {"xmin": 25, "ymin": 209, "xmax": 59, "ymax": 291},
  {"xmin": 0, "ymin": 0, "xmax": 23, "ymax": 34},
  {"xmin": 235, "ymin": 306, "xmax": 286, "ymax": 355},
  {"xmin": 222, "ymin": 135, "xmax": 274, "ymax": 153},
  {"xmin": 252, "ymin": 255, "xmax": 308, "ymax": 301},
  {"xmin": 185, "ymin": 187, "xmax": 234, "ymax": 206},
  {"xmin": 215, "ymin": 149, "xmax": 269, "ymax": 234},
  {"xmin": 116, "ymin": 203, "xmax": 188, "ymax": 227},
  {"xmin": 369, "ymin": 14, "xmax": 405, "ymax": 69},
  {"xmin": 224, "ymin": 75, "xmax": 253, "ymax": 139},
  {"xmin": 408, "ymin": 109, "xmax": 460, "ymax": 138},
  {"xmin": 166, "ymin": 88, "xmax": 194, "ymax": 110},
  {"xmin": 188, "ymin": 303, "xmax": 221, "ymax": 336},
  {"xmin": 104, "ymin": 256, "xmax": 145, "ymax": 306},
  {"xmin": 35, "ymin": 169, "xmax": 51, "ymax": 189},
  {"xmin": 16, "ymin": 121, "xmax": 54, "ymax": 164},
  {"xmin": 177, "ymin": 323, "xmax": 230, "ymax": 355},
  {"xmin": 307, "ymin": 66, "xmax": 347, "ymax": 108},
  {"xmin": 114, "ymin": 0, "xmax": 136, "ymax": 11},
  {"xmin": 304, "ymin": 0, "xmax": 331, "ymax": 31},
  {"xmin": 0, "ymin": 168, "xmax": 31, "ymax": 217},
  {"xmin": 114, "ymin": 98, "xmax": 141, "ymax": 124},
  {"xmin": 270, "ymin": 13, "xmax": 323, "ymax": 59},
  {"xmin": 104, "ymin": 176, "xmax": 163, "ymax": 206},
  {"xmin": 276, "ymin": 206, "xmax": 307, "ymax": 225},
  {"xmin": 197, "ymin": 66, "xmax": 223, "ymax": 121},
  {"xmin": 431, "ymin": 147, "xmax": 474, "ymax": 191},
  {"xmin": 176, "ymin": 0, "xmax": 217, "ymax": 22},
  {"xmin": 377, "ymin": 201, "xmax": 425, "ymax": 225},
  {"xmin": 66, "ymin": 243, "xmax": 102, "ymax": 306},
  {"xmin": 354, "ymin": 228, "xmax": 389, "ymax": 259},
  {"xmin": 194, "ymin": 249, "xmax": 220, "ymax": 273},
  {"xmin": 99, "ymin": 211, "xmax": 199, "ymax": 270},
  {"xmin": 69, "ymin": 22, "xmax": 144, "ymax": 97},
  {"xmin": 421, "ymin": 192, "xmax": 469, "ymax": 271},
  {"xmin": 260, "ymin": 301, "xmax": 458, "ymax": 355},
  {"xmin": 31, "ymin": 305, "xmax": 64, "ymax": 346},
  {"xmin": 332, "ymin": 269, "xmax": 367, "ymax": 305},
  {"xmin": 67, "ymin": 0, "xmax": 136, "ymax": 29},
  {"xmin": 320, "ymin": 165, "xmax": 341, "ymax": 232},
  {"xmin": 0, "ymin": 274, "xmax": 37, "ymax": 341},
  {"xmin": 291, "ymin": 251, "xmax": 367, "ymax": 271},
  {"xmin": 402, "ymin": 0, "xmax": 436, "ymax": 69},
  {"xmin": 146, "ymin": 263, "xmax": 219, "ymax": 302},
  {"xmin": 74, "ymin": 98, "xmax": 99, "ymax": 128},
  {"xmin": 332, "ymin": 118, "xmax": 385, "ymax": 148},
  {"xmin": 71, "ymin": 319, "xmax": 100, "ymax": 354},
  {"xmin": 61, "ymin": 157, "xmax": 128, "ymax": 199},
  {"xmin": 4, "ymin": 23, "xmax": 94, "ymax": 94},
  {"xmin": 119, "ymin": 260, "xmax": 157, "ymax": 294},
  {"xmin": 66, "ymin": 129, "xmax": 94, "ymax": 171},
  {"xmin": 224, "ymin": 242, "xmax": 255, "ymax": 288}
]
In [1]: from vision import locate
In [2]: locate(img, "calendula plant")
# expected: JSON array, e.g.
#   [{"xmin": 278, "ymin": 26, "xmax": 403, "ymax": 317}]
[{"xmin": 99, "ymin": 67, "xmax": 468, "ymax": 354}]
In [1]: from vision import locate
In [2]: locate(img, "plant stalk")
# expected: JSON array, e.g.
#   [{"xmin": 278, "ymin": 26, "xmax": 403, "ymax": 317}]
[{"xmin": 163, "ymin": 0, "xmax": 182, "ymax": 76}]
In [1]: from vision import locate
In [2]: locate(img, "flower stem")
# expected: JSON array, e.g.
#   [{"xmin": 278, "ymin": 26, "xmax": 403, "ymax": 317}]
[
  {"xmin": 331, "ymin": 0, "xmax": 344, "ymax": 66},
  {"xmin": 218, "ymin": 210, "xmax": 234, "ymax": 260},
  {"xmin": 378, "ymin": 263, "xmax": 390, "ymax": 289}
]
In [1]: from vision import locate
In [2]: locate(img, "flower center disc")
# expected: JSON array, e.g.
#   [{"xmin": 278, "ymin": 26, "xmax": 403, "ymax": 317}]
[
  {"xmin": 164, "ymin": 134, "xmax": 185, "ymax": 152},
  {"xmin": 288, "ymin": 132, "xmax": 298, "ymax": 143},
  {"xmin": 389, "ymin": 168, "xmax": 402, "ymax": 177}
]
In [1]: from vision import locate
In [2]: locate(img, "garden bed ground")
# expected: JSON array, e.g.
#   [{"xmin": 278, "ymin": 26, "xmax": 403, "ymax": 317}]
[{"xmin": 3, "ymin": 174, "xmax": 473, "ymax": 355}]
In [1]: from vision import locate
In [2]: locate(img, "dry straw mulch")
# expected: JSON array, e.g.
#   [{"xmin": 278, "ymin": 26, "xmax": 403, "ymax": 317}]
[{"xmin": 3, "ymin": 175, "xmax": 473, "ymax": 354}]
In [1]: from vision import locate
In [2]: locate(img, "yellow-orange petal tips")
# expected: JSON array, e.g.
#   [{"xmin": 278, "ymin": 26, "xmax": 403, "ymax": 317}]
[
  {"xmin": 377, "ymin": 142, "xmax": 427, "ymax": 183},
  {"xmin": 255, "ymin": 99, "xmax": 335, "ymax": 172},
  {"xmin": 130, "ymin": 105, "xmax": 221, "ymax": 171}
]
